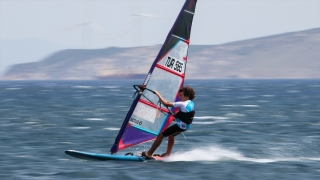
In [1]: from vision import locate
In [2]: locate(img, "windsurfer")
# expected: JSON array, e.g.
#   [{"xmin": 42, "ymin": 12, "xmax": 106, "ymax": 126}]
[{"xmin": 141, "ymin": 86, "xmax": 195, "ymax": 159}]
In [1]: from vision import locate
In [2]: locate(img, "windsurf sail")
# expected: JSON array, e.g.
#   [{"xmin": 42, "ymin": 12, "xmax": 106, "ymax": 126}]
[{"xmin": 110, "ymin": 0, "xmax": 197, "ymax": 153}]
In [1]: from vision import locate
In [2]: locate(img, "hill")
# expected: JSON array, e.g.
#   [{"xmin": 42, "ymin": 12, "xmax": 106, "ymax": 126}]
[{"xmin": 3, "ymin": 28, "xmax": 319, "ymax": 80}]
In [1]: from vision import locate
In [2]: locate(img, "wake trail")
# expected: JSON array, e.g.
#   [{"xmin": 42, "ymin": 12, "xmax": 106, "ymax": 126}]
[{"xmin": 165, "ymin": 146, "xmax": 320, "ymax": 163}]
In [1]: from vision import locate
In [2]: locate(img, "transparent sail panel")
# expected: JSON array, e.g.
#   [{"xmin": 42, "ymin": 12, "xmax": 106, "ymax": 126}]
[
  {"xmin": 142, "ymin": 68, "xmax": 183, "ymax": 105},
  {"xmin": 129, "ymin": 102, "xmax": 168, "ymax": 134},
  {"xmin": 158, "ymin": 40, "xmax": 188, "ymax": 75}
]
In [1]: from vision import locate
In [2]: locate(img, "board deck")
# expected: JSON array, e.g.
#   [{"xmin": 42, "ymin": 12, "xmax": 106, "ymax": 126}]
[{"xmin": 65, "ymin": 150, "xmax": 164, "ymax": 162}]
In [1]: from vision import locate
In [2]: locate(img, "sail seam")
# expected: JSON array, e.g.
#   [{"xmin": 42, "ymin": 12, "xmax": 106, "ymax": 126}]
[
  {"xmin": 155, "ymin": 64, "xmax": 185, "ymax": 78},
  {"xmin": 130, "ymin": 125, "xmax": 158, "ymax": 135},
  {"xmin": 139, "ymin": 99, "xmax": 169, "ymax": 113}
]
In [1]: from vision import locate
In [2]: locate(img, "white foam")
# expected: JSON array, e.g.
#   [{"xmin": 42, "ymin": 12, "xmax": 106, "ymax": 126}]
[
  {"xmin": 104, "ymin": 127, "xmax": 120, "ymax": 131},
  {"xmin": 16, "ymin": 155, "xmax": 32, "ymax": 158},
  {"xmin": 194, "ymin": 116, "xmax": 229, "ymax": 120},
  {"xmin": 237, "ymin": 96, "xmax": 256, "ymax": 99},
  {"xmin": 166, "ymin": 146, "xmax": 244, "ymax": 162},
  {"xmin": 24, "ymin": 122, "xmax": 38, "ymax": 124},
  {"xmin": 241, "ymin": 121, "xmax": 257, "ymax": 124},
  {"xmin": 287, "ymin": 90, "xmax": 300, "ymax": 93},
  {"xmin": 5, "ymin": 88, "xmax": 21, "ymax": 90},
  {"xmin": 59, "ymin": 142, "xmax": 74, "ymax": 144},
  {"xmin": 279, "ymin": 124, "xmax": 292, "ymax": 126},
  {"xmin": 72, "ymin": 86, "xmax": 93, "ymax": 89},
  {"xmin": 241, "ymin": 105, "xmax": 259, "ymax": 107},
  {"xmin": 221, "ymin": 105, "xmax": 259, "ymax": 107},
  {"xmin": 101, "ymin": 86, "xmax": 119, "ymax": 89},
  {"xmin": 225, "ymin": 113, "xmax": 246, "ymax": 117},
  {"xmin": 193, "ymin": 121, "xmax": 219, "ymax": 125},
  {"xmin": 261, "ymin": 95, "xmax": 274, "ymax": 97},
  {"xmin": 165, "ymin": 146, "xmax": 320, "ymax": 163},
  {"xmin": 58, "ymin": 157, "xmax": 87, "ymax": 162},
  {"xmin": 71, "ymin": 127, "xmax": 91, "ymax": 129},
  {"xmin": 84, "ymin": 118, "xmax": 105, "ymax": 121},
  {"xmin": 221, "ymin": 105, "xmax": 236, "ymax": 107},
  {"xmin": 1, "ymin": 99, "xmax": 15, "ymax": 102}
]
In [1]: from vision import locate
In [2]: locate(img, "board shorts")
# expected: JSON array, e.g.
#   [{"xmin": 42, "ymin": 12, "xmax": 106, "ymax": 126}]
[{"xmin": 162, "ymin": 124, "xmax": 186, "ymax": 137}]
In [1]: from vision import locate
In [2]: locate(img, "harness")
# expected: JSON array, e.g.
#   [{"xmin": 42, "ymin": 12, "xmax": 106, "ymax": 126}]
[{"xmin": 175, "ymin": 110, "xmax": 195, "ymax": 124}]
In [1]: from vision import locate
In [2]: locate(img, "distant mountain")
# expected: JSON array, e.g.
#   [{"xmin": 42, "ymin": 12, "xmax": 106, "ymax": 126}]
[
  {"xmin": 0, "ymin": 38, "xmax": 68, "ymax": 77},
  {"xmin": 3, "ymin": 28, "xmax": 320, "ymax": 80}
]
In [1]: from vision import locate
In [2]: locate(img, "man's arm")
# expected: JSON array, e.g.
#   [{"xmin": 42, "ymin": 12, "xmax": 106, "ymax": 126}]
[{"xmin": 154, "ymin": 91, "xmax": 174, "ymax": 107}]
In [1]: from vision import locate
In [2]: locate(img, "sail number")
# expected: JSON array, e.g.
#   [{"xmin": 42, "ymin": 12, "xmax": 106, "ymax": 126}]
[{"xmin": 164, "ymin": 56, "xmax": 184, "ymax": 73}]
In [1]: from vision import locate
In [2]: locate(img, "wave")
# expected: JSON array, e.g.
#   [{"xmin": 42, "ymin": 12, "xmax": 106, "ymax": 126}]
[
  {"xmin": 1, "ymin": 99, "xmax": 16, "ymax": 102},
  {"xmin": 287, "ymin": 90, "xmax": 300, "ymax": 93},
  {"xmin": 221, "ymin": 105, "xmax": 259, "ymax": 107},
  {"xmin": 261, "ymin": 95, "xmax": 275, "ymax": 97},
  {"xmin": 225, "ymin": 113, "xmax": 246, "ymax": 117},
  {"xmin": 84, "ymin": 118, "xmax": 105, "ymax": 121},
  {"xmin": 5, "ymin": 88, "xmax": 21, "ymax": 90},
  {"xmin": 72, "ymin": 86, "xmax": 93, "ymax": 89},
  {"xmin": 192, "ymin": 121, "xmax": 222, "ymax": 125},
  {"xmin": 194, "ymin": 116, "xmax": 229, "ymax": 120},
  {"xmin": 241, "ymin": 105, "xmax": 259, "ymax": 107},
  {"xmin": 70, "ymin": 127, "xmax": 91, "ymax": 129},
  {"xmin": 101, "ymin": 86, "xmax": 120, "ymax": 89},
  {"xmin": 104, "ymin": 127, "xmax": 120, "ymax": 131}
]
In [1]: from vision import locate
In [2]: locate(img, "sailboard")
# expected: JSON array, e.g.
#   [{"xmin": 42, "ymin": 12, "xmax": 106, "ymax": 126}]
[{"xmin": 65, "ymin": 0, "xmax": 197, "ymax": 162}]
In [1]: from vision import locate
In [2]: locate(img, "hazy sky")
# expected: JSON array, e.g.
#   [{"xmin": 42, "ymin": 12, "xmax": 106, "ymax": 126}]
[{"xmin": 0, "ymin": 0, "xmax": 319, "ymax": 76}]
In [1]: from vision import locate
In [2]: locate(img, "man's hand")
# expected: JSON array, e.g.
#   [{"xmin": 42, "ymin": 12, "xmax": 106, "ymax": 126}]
[{"xmin": 154, "ymin": 90, "xmax": 160, "ymax": 96}]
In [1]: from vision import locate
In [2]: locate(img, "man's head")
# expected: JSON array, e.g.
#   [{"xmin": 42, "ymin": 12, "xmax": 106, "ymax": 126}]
[{"xmin": 178, "ymin": 86, "xmax": 195, "ymax": 101}]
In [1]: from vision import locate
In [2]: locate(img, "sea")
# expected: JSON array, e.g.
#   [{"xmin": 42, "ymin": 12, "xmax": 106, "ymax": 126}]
[{"xmin": 1, "ymin": 79, "xmax": 319, "ymax": 180}]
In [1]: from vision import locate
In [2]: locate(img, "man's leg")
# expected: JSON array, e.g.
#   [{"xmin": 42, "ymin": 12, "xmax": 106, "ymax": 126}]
[
  {"xmin": 165, "ymin": 135, "xmax": 174, "ymax": 156},
  {"xmin": 146, "ymin": 133, "xmax": 164, "ymax": 157}
]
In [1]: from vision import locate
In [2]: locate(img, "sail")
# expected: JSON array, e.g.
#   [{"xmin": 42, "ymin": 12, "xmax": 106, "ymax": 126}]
[{"xmin": 110, "ymin": 0, "xmax": 197, "ymax": 153}]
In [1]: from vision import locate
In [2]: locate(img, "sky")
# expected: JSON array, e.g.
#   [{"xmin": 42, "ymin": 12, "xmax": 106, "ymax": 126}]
[{"xmin": 0, "ymin": 0, "xmax": 319, "ymax": 76}]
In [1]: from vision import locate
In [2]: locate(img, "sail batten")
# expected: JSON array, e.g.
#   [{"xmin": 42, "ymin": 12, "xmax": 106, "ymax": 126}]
[
  {"xmin": 184, "ymin": 10, "xmax": 194, "ymax": 14},
  {"xmin": 110, "ymin": 0, "xmax": 197, "ymax": 153},
  {"xmin": 171, "ymin": 34, "xmax": 188, "ymax": 42}
]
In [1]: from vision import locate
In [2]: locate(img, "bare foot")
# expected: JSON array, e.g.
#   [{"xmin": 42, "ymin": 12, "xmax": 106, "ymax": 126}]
[{"xmin": 141, "ymin": 151, "xmax": 154, "ymax": 159}]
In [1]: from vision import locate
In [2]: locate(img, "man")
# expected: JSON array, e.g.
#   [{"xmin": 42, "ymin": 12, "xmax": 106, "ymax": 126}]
[{"xmin": 141, "ymin": 86, "xmax": 195, "ymax": 159}]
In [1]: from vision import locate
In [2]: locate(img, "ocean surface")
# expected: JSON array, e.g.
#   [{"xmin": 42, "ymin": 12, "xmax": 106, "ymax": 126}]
[{"xmin": 1, "ymin": 79, "xmax": 320, "ymax": 180}]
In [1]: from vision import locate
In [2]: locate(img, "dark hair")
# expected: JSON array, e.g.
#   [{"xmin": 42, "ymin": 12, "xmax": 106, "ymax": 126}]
[{"xmin": 179, "ymin": 86, "xmax": 195, "ymax": 100}]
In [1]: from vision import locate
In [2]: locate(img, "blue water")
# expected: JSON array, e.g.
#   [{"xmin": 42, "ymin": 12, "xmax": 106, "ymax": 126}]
[{"xmin": 1, "ymin": 79, "xmax": 319, "ymax": 180}]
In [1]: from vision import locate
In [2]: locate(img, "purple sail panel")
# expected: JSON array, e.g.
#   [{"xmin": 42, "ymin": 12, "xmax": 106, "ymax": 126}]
[{"xmin": 119, "ymin": 125, "xmax": 156, "ymax": 151}]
